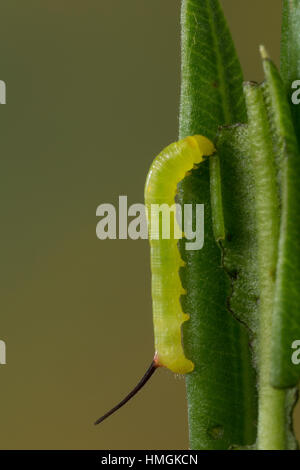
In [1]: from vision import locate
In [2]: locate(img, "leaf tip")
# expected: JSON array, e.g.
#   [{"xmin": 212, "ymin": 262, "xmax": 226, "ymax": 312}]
[{"xmin": 259, "ymin": 44, "xmax": 269, "ymax": 60}]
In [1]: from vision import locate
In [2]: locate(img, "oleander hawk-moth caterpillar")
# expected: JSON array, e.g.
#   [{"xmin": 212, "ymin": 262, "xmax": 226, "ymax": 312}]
[{"xmin": 95, "ymin": 135, "xmax": 216, "ymax": 425}]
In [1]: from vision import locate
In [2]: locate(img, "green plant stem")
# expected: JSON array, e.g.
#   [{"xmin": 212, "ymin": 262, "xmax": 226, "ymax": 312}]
[{"xmin": 244, "ymin": 82, "xmax": 287, "ymax": 450}]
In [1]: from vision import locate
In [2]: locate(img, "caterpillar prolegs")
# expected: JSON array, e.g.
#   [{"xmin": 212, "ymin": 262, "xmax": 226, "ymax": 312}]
[{"xmin": 95, "ymin": 135, "xmax": 216, "ymax": 425}]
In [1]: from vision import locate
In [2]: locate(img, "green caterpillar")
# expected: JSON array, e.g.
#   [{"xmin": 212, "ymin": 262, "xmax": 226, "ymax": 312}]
[
  {"xmin": 145, "ymin": 134, "xmax": 215, "ymax": 373},
  {"xmin": 95, "ymin": 135, "xmax": 215, "ymax": 425}
]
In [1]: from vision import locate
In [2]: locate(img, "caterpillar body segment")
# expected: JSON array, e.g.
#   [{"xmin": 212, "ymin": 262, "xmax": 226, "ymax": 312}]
[{"xmin": 145, "ymin": 135, "xmax": 215, "ymax": 374}]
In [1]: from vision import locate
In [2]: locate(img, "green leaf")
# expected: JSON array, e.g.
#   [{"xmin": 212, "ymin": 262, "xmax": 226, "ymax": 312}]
[
  {"xmin": 217, "ymin": 126, "xmax": 259, "ymax": 334},
  {"xmin": 179, "ymin": 0, "xmax": 246, "ymax": 141},
  {"xmin": 261, "ymin": 50, "xmax": 300, "ymax": 389},
  {"xmin": 179, "ymin": 0, "xmax": 257, "ymax": 450},
  {"xmin": 272, "ymin": 1, "xmax": 300, "ymax": 388},
  {"xmin": 243, "ymin": 80, "xmax": 288, "ymax": 450},
  {"xmin": 179, "ymin": 131, "xmax": 257, "ymax": 448},
  {"xmin": 178, "ymin": 0, "xmax": 300, "ymax": 450},
  {"xmin": 281, "ymin": 0, "xmax": 300, "ymax": 141},
  {"xmin": 243, "ymin": 54, "xmax": 299, "ymax": 448}
]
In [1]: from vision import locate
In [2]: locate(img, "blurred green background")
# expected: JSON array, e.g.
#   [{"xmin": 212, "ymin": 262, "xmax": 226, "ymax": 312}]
[{"xmin": 0, "ymin": 0, "xmax": 298, "ymax": 449}]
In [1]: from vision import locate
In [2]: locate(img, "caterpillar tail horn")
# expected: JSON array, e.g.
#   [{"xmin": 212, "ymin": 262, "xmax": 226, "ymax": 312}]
[{"xmin": 94, "ymin": 359, "xmax": 159, "ymax": 425}]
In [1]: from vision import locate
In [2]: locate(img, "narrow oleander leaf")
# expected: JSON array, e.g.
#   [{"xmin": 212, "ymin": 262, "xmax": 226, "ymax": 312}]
[
  {"xmin": 244, "ymin": 81, "xmax": 291, "ymax": 450},
  {"xmin": 261, "ymin": 50, "xmax": 300, "ymax": 391},
  {"xmin": 217, "ymin": 125, "xmax": 259, "ymax": 339},
  {"xmin": 179, "ymin": 0, "xmax": 257, "ymax": 450},
  {"xmin": 179, "ymin": 0, "xmax": 246, "ymax": 141},
  {"xmin": 280, "ymin": 0, "xmax": 300, "ymax": 88},
  {"xmin": 281, "ymin": 0, "xmax": 300, "ymax": 142},
  {"xmin": 178, "ymin": 137, "xmax": 257, "ymax": 449},
  {"xmin": 216, "ymin": 124, "xmax": 260, "ymax": 438}
]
